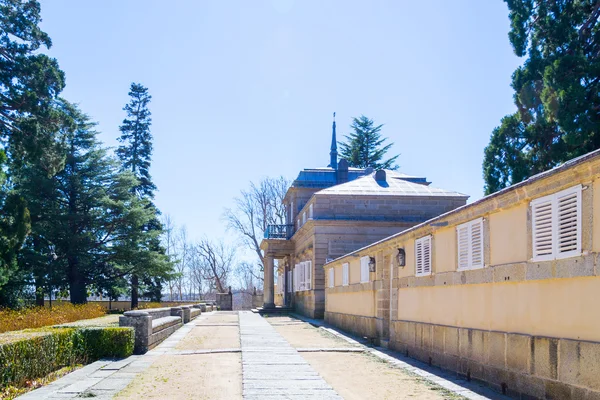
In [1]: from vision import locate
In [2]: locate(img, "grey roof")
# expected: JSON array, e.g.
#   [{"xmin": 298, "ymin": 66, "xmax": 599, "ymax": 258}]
[{"xmin": 315, "ymin": 170, "xmax": 468, "ymax": 197}]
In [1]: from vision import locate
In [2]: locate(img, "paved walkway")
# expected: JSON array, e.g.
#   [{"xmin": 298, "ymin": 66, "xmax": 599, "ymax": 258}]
[
  {"xmin": 239, "ymin": 311, "xmax": 340, "ymax": 399},
  {"xmin": 19, "ymin": 311, "xmax": 507, "ymax": 399}
]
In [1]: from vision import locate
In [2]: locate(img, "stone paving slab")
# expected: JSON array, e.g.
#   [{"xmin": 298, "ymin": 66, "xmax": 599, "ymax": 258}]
[{"xmin": 239, "ymin": 311, "xmax": 341, "ymax": 399}]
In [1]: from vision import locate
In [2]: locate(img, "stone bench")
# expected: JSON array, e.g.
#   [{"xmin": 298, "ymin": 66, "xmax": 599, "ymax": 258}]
[{"xmin": 120, "ymin": 304, "xmax": 203, "ymax": 354}]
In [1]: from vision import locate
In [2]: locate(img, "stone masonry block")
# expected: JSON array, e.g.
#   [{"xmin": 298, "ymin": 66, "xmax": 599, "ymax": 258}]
[
  {"xmin": 532, "ymin": 336, "xmax": 558, "ymax": 380},
  {"xmin": 492, "ymin": 263, "xmax": 526, "ymax": 283},
  {"xmin": 555, "ymin": 255, "xmax": 594, "ymax": 279},
  {"xmin": 558, "ymin": 339, "xmax": 580, "ymax": 387},
  {"xmin": 422, "ymin": 324, "xmax": 433, "ymax": 352},
  {"xmin": 460, "ymin": 328, "xmax": 488, "ymax": 364},
  {"xmin": 577, "ymin": 340, "xmax": 600, "ymax": 391},
  {"xmin": 444, "ymin": 326, "xmax": 459, "ymax": 356},
  {"xmin": 488, "ymin": 331, "xmax": 507, "ymax": 370},
  {"xmin": 506, "ymin": 333, "xmax": 530, "ymax": 373},
  {"xmin": 433, "ymin": 325, "xmax": 444, "ymax": 354},
  {"xmin": 526, "ymin": 262, "xmax": 553, "ymax": 281}
]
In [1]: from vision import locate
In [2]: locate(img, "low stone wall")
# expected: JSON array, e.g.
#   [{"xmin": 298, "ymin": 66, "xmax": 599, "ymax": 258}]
[
  {"xmin": 120, "ymin": 304, "xmax": 204, "ymax": 354},
  {"xmin": 389, "ymin": 319, "xmax": 600, "ymax": 399},
  {"xmin": 325, "ymin": 311, "xmax": 377, "ymax": 340}
]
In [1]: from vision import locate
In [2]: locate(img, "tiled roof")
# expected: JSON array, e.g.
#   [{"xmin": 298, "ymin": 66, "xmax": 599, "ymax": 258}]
[{"xmin": 315, "ymin": 171, "xmax": 468, "ymax": 197}]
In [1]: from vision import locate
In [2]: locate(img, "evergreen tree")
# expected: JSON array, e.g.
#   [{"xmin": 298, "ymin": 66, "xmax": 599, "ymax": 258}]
[
  {"xmin": 14, "ymin": 101, "xmax": 166, "ymax": 304},
  {"xmin": 117, "ymin": 83, "xmax": 156, "ymax": 198},
  {"xmin": 117, "ymin": 82, "xmax": 168, "ymax": 308},
  {"xmin": 339, "ymin": 115, "xmax": 399, "ymax": 170},
  {"xmin": 0, "ymin": 0, "xmax": 65, "ymax": 301},
  {"xmin": 483, "ymin": 0, "xmax": 600, "ymax": 194}
]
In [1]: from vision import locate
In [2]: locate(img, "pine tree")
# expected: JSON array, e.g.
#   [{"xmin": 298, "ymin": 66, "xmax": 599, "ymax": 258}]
[
  {"xmin": 483, "ymin": 1, "xmax": 600, "ymax": 194},
  {"xmin": 14, "ymin": 101, "xmax": 166, "ymax": 304},
  {"xmin": 117, "ymin": 83, "xmax": 156, "ymax": 198},
  {"xmin": 117, "ymin": 83, "xmax": 169, "ymax": 308},
  {"xmin": 339, "ymin": 115, "xmax": 399, "ymax": 170}
]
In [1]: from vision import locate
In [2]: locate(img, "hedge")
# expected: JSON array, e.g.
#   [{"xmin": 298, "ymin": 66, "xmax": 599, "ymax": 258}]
[{"xmin": 0, "ymin": 326, "xmax": 134, "ymax": 389}]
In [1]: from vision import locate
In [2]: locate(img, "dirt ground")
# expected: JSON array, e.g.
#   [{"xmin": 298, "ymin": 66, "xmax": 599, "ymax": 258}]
[
  {"xmin": 267, "ymin": 316, "xmax": 359, "ymax": 348},
  {"xmin": 115, "ymin": 353, "xmax": 242, "ymax": 400},
  {"xmin": 176, "ymin": 325, "xmax": 239, "ymax": 350},
  {"xmin": 302, "ymin": 352, "xmax": 459, "ymax": 400}
]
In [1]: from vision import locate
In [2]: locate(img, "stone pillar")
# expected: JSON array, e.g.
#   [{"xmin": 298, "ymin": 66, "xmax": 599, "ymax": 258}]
[
  {"xmin": 181, "ymin": 306, "xmax": 191, "ymax": 323},
  {"xmin": 119, "ymin": 310, "xmax": 152, "ymax": 354},
  {"xmin": 263, "ymin": 254, "xmax": 275, "ymax": 308}
]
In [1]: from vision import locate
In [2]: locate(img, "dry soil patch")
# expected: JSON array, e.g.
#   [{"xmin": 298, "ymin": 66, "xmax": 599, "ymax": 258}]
[
  {"xmin": 115, "ymin": 353, "xmax": 242, "ymax": 400},
  {"xmin": 176, "ymin": 325, "xmax": 240, "ymax": 350},
  {"xmin": 302, "ymin": 352, "xmax": 462, "ymax": 400},
  {"xmin": 267, "ymin": 317, "xmax": 357, "ymax": 349}
]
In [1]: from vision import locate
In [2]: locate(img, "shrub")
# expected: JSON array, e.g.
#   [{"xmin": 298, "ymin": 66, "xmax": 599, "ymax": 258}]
[
  {"xmin": 0, "ymin": 303, "xmax": 106, "ymax": 334},
  {"xmin": 73, "ymin": 327, "xmax": 134, "ymax": 361},
  {"xmin": 0, "ymin": 326, "xmax": 134, "ymax": 390}
]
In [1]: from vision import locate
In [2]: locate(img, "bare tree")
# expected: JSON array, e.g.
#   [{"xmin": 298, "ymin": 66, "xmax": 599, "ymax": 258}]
[
  {"xmin": 196, "ymin": 238, "xmax": 236, "ymax": 294},
  {"xmin": 161, "ymin": 214, "xmax": 179, "ymax": 301},
  {"xmin": 223, "ymin": 176, "xmax": 289, "ymax": 282}
]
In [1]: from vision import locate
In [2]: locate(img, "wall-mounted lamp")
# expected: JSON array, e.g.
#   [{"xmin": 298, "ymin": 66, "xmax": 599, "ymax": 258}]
[
  {"xmin": 368, "ymin": 257, "xmax": 376, "ymax": 272},
  {"xmin": 396, "ymin": 248, "xmax": 406, "ymax": 267}
]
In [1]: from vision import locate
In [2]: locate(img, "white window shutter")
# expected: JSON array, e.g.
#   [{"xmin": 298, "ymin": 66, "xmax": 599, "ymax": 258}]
[
  {"xmin": 556, "ymin": 186, "xmax": 581, "ymax": 258},
  {"xmin": 423, "ymin": 236, "xmax": 431, "ymax": 274},
  {"xmin": 415, "ymin": 239, "xmax": 423, "ymax": 275},
  {"xmin": 360, "ymin": 256, "xmax": 370, "ymax": 283},
  {"xmin": 342, "ymin": 263, "xmax": 349, "ymax": 286},
  {"xmin": 329, "ymin": 268, "xmax": 334, "ymax": 288},
  {"xmin": 532, "ymin": 197, "xmax": 555, "ymax": 261},
  {"xmin": 415, "ymin": 236, "xmax": 431, "ymax": 276},
  {"xmin": 306, "ymin": 261, "xmax": 312, "ymax": 290},
  {"xmin": 309, "ymin": 203, "xmax": 313, "ymax": 219},
  {"xmin": 457, "ymin": 224, "xmax": 469, "ymax": 270},
  {"xmin": 470, "ymin": 219, "xmax": 484, "ymax": 268}
]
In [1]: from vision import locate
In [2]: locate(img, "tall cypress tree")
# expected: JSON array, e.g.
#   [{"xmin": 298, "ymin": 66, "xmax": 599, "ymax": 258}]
[
  {"xmin": 339, "ymin": 115, "xmax": 399, "ymax": 170},
  {"xmin": 117, "ymin": 83, "xmax": 166, "ymax": 308}
]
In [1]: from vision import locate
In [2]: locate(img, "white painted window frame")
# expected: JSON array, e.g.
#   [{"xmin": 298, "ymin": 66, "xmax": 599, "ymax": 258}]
[
  {"xmin": 342, "ymin": 262, "xmax": 349, "ymax": 286},
  {"xmin": 415, "ymin": 235, "xmax": 432, "ymax": 277},
  {"xmin": 360, "ymin": 256, "xmax": 370, "ymax": 283},
  {"xmin": 531, "ymin": 185, "xmax": 582, "ymax": 262},
  {"xmin": 456, "ymin": 218, "xmax": 484, "ymax": 271}
]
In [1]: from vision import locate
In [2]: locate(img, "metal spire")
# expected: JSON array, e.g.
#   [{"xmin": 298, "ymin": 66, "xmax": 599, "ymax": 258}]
[{"xmin": 329, "ymin": 112, "xmax": 338, "ymax": 169}]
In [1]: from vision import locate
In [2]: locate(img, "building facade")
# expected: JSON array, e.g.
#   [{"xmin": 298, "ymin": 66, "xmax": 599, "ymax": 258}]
[
  {"xmin": 261, "ymin": 117, "xmax": 467, "ymax": 318},
  {"xmin": 323, "ymin": 149, "xmax": 600, "ymax": 399}
]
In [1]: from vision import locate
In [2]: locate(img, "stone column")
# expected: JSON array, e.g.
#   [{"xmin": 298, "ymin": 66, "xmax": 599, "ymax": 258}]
[{"xmin": 263, "ymin": 254, "xmax": 275, "ymax": 308}]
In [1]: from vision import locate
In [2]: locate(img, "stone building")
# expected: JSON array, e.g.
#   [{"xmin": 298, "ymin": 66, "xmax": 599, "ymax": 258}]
[
  {"xmin": 323, "ymin": 148, "xmax": 600, "ymax": 399},
  {"xmin": 261, "ymin": 116, "xmax": 468, "ymax": 318}
]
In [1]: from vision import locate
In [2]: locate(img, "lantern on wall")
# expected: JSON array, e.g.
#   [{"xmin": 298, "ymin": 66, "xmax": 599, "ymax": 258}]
[
  {"xmin": 368, "ymin": 257, "xmax": 376, "ymax": 272},
  {"xmin": 396, "ymin": 248, "xmax": 406, "ymax": 267}
]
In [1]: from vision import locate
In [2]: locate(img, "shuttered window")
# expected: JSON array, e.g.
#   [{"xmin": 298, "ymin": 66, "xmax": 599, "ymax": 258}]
[
  {"xmin": 415, "ymin": 236, "xmax": 432, "ymax": 276},
  {"xmin": 287, "ymin": 271, "xmax": 291, "ymax": 293},
  {"xmin": 342, "ymin": 263, "xmax": 349, "ymax": 286},
  {"xmin": 360, "ymin": 256, "xmax": 370, "ymax": 283},
  {"xmin": 293, "ymin": 264, "xmax": 299, "ymax": 292},
  {"xmin": 328, "ymin": 268, "xmax": 334, "ymax": 288},
  {"xmin": 532, "ymin": 185, "xmax": 582, "ymax": 261},
  {"xmin": 456, "ymin": 218, "xmax": 484, "ymax": 270},
  {"xmin": 305, "ymin": 261, "xmax": 312, "ymax": 290},
  {"xmin": 309, "ymin": 203, "xmax": 313, "ymax": 219}
]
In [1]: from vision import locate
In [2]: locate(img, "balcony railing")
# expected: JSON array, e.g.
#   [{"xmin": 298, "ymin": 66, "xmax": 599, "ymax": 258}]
[{"xmin": 264, "ymin": 224, "xmax": 294, "ymax": 240}]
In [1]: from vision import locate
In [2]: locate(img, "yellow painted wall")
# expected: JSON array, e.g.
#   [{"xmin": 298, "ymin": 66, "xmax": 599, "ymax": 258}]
[
  {"xmin": 397, "ymin": 238, "xmax": 415, "ymax": 278},
  {"xmin": 397, "ymin": 276, "xmax": 600, "ymax": 342},
  {"xmin": 434, "ymin": 227, "xmax": 456, "ymax": 272},
  {"xmin": 349, "ymin": 259, "xmax": 360, "ymax": 284},
  {"xmin": 593, "ymin": 180, "xmax": 600, "ymax": 252},
  {"xmin": 489, "ymin": 203, "xmax": 528, "ymax": 265},
  {"xmin": 326, "ymin": 290, "xmax": 375, "ymax": 317},
  {"xmin": 333, "ymin": 265, "xmax": 343, "ymax": 286}
]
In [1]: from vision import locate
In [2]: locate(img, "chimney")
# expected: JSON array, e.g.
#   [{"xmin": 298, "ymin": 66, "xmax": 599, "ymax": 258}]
[
  {"xmin": 375, "ymin": 170, "xmax": 386, "ymax": 182},
  {"xmin": 336, "ymin": 159, "xmax": 348, "ymax": 184}
]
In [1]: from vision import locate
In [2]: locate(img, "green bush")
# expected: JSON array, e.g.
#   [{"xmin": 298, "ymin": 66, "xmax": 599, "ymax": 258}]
[
  {"xmin": 73, "ymin": 327, "xmax": 134, "ymax": 361},
  {"xmin": 0, "ymin": 326, "xmax": 134, "ymax": 389}
]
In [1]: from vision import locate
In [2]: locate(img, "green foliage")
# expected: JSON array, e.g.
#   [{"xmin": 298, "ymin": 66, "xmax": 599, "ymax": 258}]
[
  {"xmin": 483, "ymin": 0, "xmax": 600, "ymax": 194},
  {"xmin": 0, "ymin": 327, "xmax": 134, "ymax": 389},
  {"xmin": 339, "ymin": 115, "xmax": 399, "ymax": 170}
]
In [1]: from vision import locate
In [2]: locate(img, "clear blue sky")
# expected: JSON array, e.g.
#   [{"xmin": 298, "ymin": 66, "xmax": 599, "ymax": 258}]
[{"xmin": 39, "ymin": 0, "xmax": 521, "ymax": 242}]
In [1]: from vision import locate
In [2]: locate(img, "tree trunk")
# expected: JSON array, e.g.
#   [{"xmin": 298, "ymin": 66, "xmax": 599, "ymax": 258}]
[
  {"xmin": 131, "ymin": 274, "xmax": 139, "ymax": 309},
  {"xmin": 68, "ymin": 256, "xmax": 87, "ymax": 304},
  {"xmin": 35, "ymin": 279, "xmax": 44, "ymax": 307}
]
